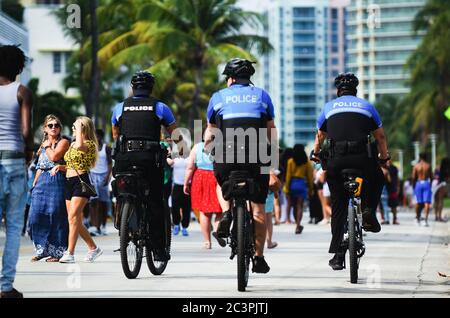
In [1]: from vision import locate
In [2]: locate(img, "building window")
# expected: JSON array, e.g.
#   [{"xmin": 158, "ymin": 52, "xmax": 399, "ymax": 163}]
[
  {"xmin": 293, "ymin": 8, "xmax": 314, "ymax": 18},
  {"xmin": 53, "ymin": 52, "xmax": 61, "ymax": 73},
  {"xmin": 332, "ymin": 9, "xmax": 338, "ymax": 19}
]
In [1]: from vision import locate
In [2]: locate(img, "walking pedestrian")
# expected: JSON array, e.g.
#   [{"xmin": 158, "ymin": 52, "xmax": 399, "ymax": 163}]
[
  {"xmin": 412, "ymin": 153, "xmax": 433, "ymax": 226},
  {"xmin": 88, "ymin": 129, "xmax": 112, "ymax": 236},
  {"xmin": 28, "ymin": 115, "xmax": 70, "ymax": 262},
  {"xmin": 184, "ymin": 141, "xmax": 222, "ymax": 249},
  {"xmin": 57, "ymin": 117, "xmax": 103, "ymax": 263},
  {"xmin": 283, "ymin": 144, "xmax": 313, "ymax": 234},
  {"xmin": 168, "ymin": 154, "xmax": 191, "ymax": 236},
  {"xmin": 434, "ymin": 158, "xmax": 449, "ymax": 222},
  {"xmin": 387, "ymin": 161, "xmax": 400, "ymax": 224},
  {"xmin": 0, "ymin": 44, "xmax": 33, "ymax": 298},
  {"xmin": 266, "ymin": 170, "xmax": 281, "ymax": 249}
]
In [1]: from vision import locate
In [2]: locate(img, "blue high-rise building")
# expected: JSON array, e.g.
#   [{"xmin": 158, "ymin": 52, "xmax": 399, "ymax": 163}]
[{"xmin": 266, "ymin": 0, "xmax": 347, "ymax": 147}]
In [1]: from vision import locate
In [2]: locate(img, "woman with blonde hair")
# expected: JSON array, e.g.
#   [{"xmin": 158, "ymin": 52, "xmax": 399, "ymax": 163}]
[
  {"xmin": 28, "ymin": 115, "xmax": 70, "ymax": 262},
  {"xmin": 54, "ymin": 116, "xmax": 103, "ymax": 263}
]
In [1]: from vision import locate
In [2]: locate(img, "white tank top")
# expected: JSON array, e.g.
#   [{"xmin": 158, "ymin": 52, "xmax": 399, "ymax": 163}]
[
  {"xmin": 172, "ymin": 157, "xmax": 187, "ymax": 185},
  {"xmin": 90, "ymin": 144, "xmax": 108, "ymax": 173},
  {"xmin": 0, "ymin": 82, "xmax": 23, "ymax": 152}
]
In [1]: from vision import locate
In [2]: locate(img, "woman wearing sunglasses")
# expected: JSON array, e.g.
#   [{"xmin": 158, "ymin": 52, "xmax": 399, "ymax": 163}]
[
  {"xmin": 56, "ymin": 116, "xmax": 102, "ymax": 263},
  {"xmin": 28, "ymin": 115, "xmax": 70, "ymax": 262}
]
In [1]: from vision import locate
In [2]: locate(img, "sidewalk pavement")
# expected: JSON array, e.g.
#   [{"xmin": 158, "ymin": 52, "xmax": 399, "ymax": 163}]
[{"xmin": 0, "ymin": 207, "xmax": 448, "ymax": 297}]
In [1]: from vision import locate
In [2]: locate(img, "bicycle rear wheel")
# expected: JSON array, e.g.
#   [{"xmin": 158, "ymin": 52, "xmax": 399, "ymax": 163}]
[
  {"xmin": 120, "ymin": 201, "xmax": 143, "ymax": 279},
  {"xmin": 237, "ymin": 204, "xmax": 249, "ymax": 292},
  {"xmin": 146, "ymin": 208, "xmax": 171, "ymax": 275},
  {"xmin": 348, "ymin": 203, "xmax": 358, "ymax": 284}
]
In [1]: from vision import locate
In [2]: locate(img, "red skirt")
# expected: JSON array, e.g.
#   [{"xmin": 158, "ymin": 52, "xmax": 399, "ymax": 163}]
[{"xmin": 191, "ymin": 169, "xmax": 222, "ymax": 213}]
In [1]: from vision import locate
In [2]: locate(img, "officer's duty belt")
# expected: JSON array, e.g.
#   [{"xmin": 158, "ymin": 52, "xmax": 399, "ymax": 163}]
[{"xmin": 125, "ymin": 140, "xmax": 160, "ymax": 152}]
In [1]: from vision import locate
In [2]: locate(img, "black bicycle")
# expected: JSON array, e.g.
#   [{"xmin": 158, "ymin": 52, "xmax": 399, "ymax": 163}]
[
  {"xmin": 113, "ymin": 166, "xmax": 171, "ymax": 279},
  {"xmin": 221, "ymin": 171, "xmax": 256, "ymax": 292},
  {"xmin": 341, "ymin": 169, "xmax": 366, "ymax": 284}
]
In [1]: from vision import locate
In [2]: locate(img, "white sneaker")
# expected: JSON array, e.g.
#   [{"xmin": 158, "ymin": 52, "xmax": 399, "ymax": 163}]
[
  {"xmin": 424, "ymin": 220, "xmax": 429, "ymax": 227},
  {"xmin": 100, "ymin": 225, "xmax": 108, "ymax": 236},
  {"xmin": 318, "ymin": 219, "xmax": 329, "ymax": 225},
  {"xmin": 59, "ymin": 251, "xmax": 75, "ymax": 263},
  {"xmin": 84, "ymin": 247, "xmax": 103, "ymax": 263}
]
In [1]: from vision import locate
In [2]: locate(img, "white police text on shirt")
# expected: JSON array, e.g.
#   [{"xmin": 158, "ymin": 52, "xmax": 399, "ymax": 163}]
[{"xmin": 225, "ymin": 95, "xmax": 258, "ymax": 104}]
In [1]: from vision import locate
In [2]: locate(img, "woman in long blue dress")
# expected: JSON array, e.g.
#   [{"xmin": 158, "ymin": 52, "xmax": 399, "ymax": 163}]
[{"xmin": 28, "ymin": 115, "xmax": 70, "ymax": 262}]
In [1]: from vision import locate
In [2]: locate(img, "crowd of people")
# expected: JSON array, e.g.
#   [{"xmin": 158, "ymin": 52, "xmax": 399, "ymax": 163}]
[{"xmin": 1, "ymin": 44, "xmax": 449, "ymax": 298}]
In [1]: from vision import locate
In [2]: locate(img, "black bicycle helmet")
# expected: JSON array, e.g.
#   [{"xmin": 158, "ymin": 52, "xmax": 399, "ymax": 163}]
[
  {"xmin": 222, "ymin": 58, "xmax": 256, "ymax": 79},
  {"xmin": 131, "ymin": 70, "xmax": 155, "ymax": 90},
  {"xmin": 334, "ymin": 72, "xmax": 359, "ymax": 90}
]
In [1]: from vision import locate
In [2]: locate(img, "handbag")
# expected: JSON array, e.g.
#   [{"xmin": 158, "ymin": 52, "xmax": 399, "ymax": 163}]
[{"xmin": 75, "ymin": 169, "xmax": 97, "ymax": 197}]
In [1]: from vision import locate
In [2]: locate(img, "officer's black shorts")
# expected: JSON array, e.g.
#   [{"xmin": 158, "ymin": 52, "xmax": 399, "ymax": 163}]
[{"xmin": 213, "ymin": 162, "xmax": 269, "ymax": 204}]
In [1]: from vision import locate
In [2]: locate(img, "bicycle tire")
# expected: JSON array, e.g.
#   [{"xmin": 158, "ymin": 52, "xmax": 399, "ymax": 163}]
[
  {"xmin": 120, "ymin": 201, "xmax": 143, "ymax": 279},
  {"xmin": 237, "ymin": 204, "xmax": 249, "ymax": 292},
  {"xmin": 146, "ymin": 208, "xmax": 171, "ymax": 275},
  {"xmin": 348, "ymin": 203, "xmax": 358, "ymax": 284}
]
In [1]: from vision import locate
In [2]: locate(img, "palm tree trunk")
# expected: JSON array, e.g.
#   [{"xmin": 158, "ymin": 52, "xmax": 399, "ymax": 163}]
[
  {"xmin": 189, "ymin": 61, "xmax": 204, "ymax": 130},
  {"xmin": 87, "ymin": 0, "xmax": 100, "ymax": 120}
]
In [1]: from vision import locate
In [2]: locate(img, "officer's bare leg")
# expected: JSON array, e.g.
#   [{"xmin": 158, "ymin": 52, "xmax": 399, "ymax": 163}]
[{"xmin": 251, "ymin": 202, "xmax": 267, "ymax": 257}]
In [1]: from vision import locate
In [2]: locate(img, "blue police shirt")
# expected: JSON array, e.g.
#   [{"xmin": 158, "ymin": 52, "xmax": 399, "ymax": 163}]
[
  {"xmin": 317, "ymin": 95, "xmax": 382, "ymax": 141},
  {"xmin": 207, "ymin": 84, "xmax": 275, "ymax": 124},
  {"xmin": 111, "ymin": 97, "xmax": 176, "ymax": 127}
]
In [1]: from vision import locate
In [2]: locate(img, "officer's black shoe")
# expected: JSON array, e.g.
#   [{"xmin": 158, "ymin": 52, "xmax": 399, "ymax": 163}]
[
  {"xmin": 362, "ymin": 208, "xmax": 381, "ymax": 233},
  {"xmin": 328, "ymin": 252, "xmax": 346, "ymax": 270},
  {"xmin": 212, "ymin": 231, "xmax": 227, "ymax": 247},
  {"xmin": 252, "ymin": 256, "xmax": 270, "ymax": 274},
  {"xmin": 217, "ymin": 210, "xmax": 232, "ymax": 238}
]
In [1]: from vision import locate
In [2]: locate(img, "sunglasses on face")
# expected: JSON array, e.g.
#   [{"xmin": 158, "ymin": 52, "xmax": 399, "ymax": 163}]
[{"xmin": 47, "ymin": 123, "xmax": 61, "ymax": 129}]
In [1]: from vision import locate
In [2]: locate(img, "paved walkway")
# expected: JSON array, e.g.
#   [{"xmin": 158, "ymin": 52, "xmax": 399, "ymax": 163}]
[{"xmin": 1, "ymin": 208, "xmax": 449, "ymax": 297}]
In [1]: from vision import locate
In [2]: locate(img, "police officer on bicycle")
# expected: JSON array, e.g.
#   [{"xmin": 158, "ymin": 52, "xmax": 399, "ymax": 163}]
[
  {"xmin": 311, "ymin": 72, "xmax": 390, "ymax": 270},
  {"xmin": 111, "ymin": 70, "xmax": 177, "ymax": 261},
  {"xmin": 205, "ymin": 58, "xmax": 277, "ymax": 274}
]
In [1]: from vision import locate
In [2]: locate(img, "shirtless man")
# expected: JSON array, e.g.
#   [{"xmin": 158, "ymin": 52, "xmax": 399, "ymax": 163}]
[{"xmin": 412, "ymin": 153, "xmax": 432, "ymax": 226}]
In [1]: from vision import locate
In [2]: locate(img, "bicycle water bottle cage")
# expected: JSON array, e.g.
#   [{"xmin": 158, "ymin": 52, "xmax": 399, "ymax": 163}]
[{"xmin": 222, "ymin": 170, "xmax": 254, "ymax": 200}]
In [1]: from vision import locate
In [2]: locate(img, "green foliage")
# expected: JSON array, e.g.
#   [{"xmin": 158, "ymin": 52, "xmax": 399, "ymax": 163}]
[
  {"xmin": 1, "ymin": 0, "xmax": 24, "ymax": 23},
  {"xmin": 406, "ymin": 0, "xmax": 450, "ymax": 157},
  {"xmin": 28, "ymin": 78, "xmax": 81, "ymax": 142}
]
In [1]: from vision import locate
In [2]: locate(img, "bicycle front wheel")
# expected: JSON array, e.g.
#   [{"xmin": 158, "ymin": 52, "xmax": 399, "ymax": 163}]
[
  {"xmin": 348, "ymin": 203, "xmax": 358, "ymax": 284},
  {"xmin": 236, "ymin": 204, "xmax": 250, "ymax": 292},
  {"xmin": 120, "ymin": 201, "xmax": 143, "ymax": 279}
]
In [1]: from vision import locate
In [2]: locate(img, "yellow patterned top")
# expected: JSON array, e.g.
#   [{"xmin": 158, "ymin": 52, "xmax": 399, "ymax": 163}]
[{"xmin": 64, "ymin": 140, "xmax": 97, "ymax": 172}]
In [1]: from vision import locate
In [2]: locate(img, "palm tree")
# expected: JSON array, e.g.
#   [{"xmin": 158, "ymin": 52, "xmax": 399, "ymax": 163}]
[
  {"xmin": 98, "ymin": 0, "xmax": 271, "ymax": 127},
  {"xmin": 407, "ymin": 0, "xmax": 450, "ymax": 157}
]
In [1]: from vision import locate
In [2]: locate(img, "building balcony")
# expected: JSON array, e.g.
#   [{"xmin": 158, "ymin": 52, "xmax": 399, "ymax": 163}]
[
  {"xmin": 347, "ymin": 2, "xmax": 425, "ymax": 11},
  {"xmin": 0, "ymin": 12, "xmax": 28, "ymax": 51},
  {"xmin": 347, "ymin": 45, "xmax": 418, "ymax": 54},
  {"xmin": 347, "ymin": 30, "xmax": 425, "ymax": 39}
]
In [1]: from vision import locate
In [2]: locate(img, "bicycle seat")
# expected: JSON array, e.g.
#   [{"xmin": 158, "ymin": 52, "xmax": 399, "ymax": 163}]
[{"xmin": 341, "ymin": 169, "xmax": 363, "ymax": 178}]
